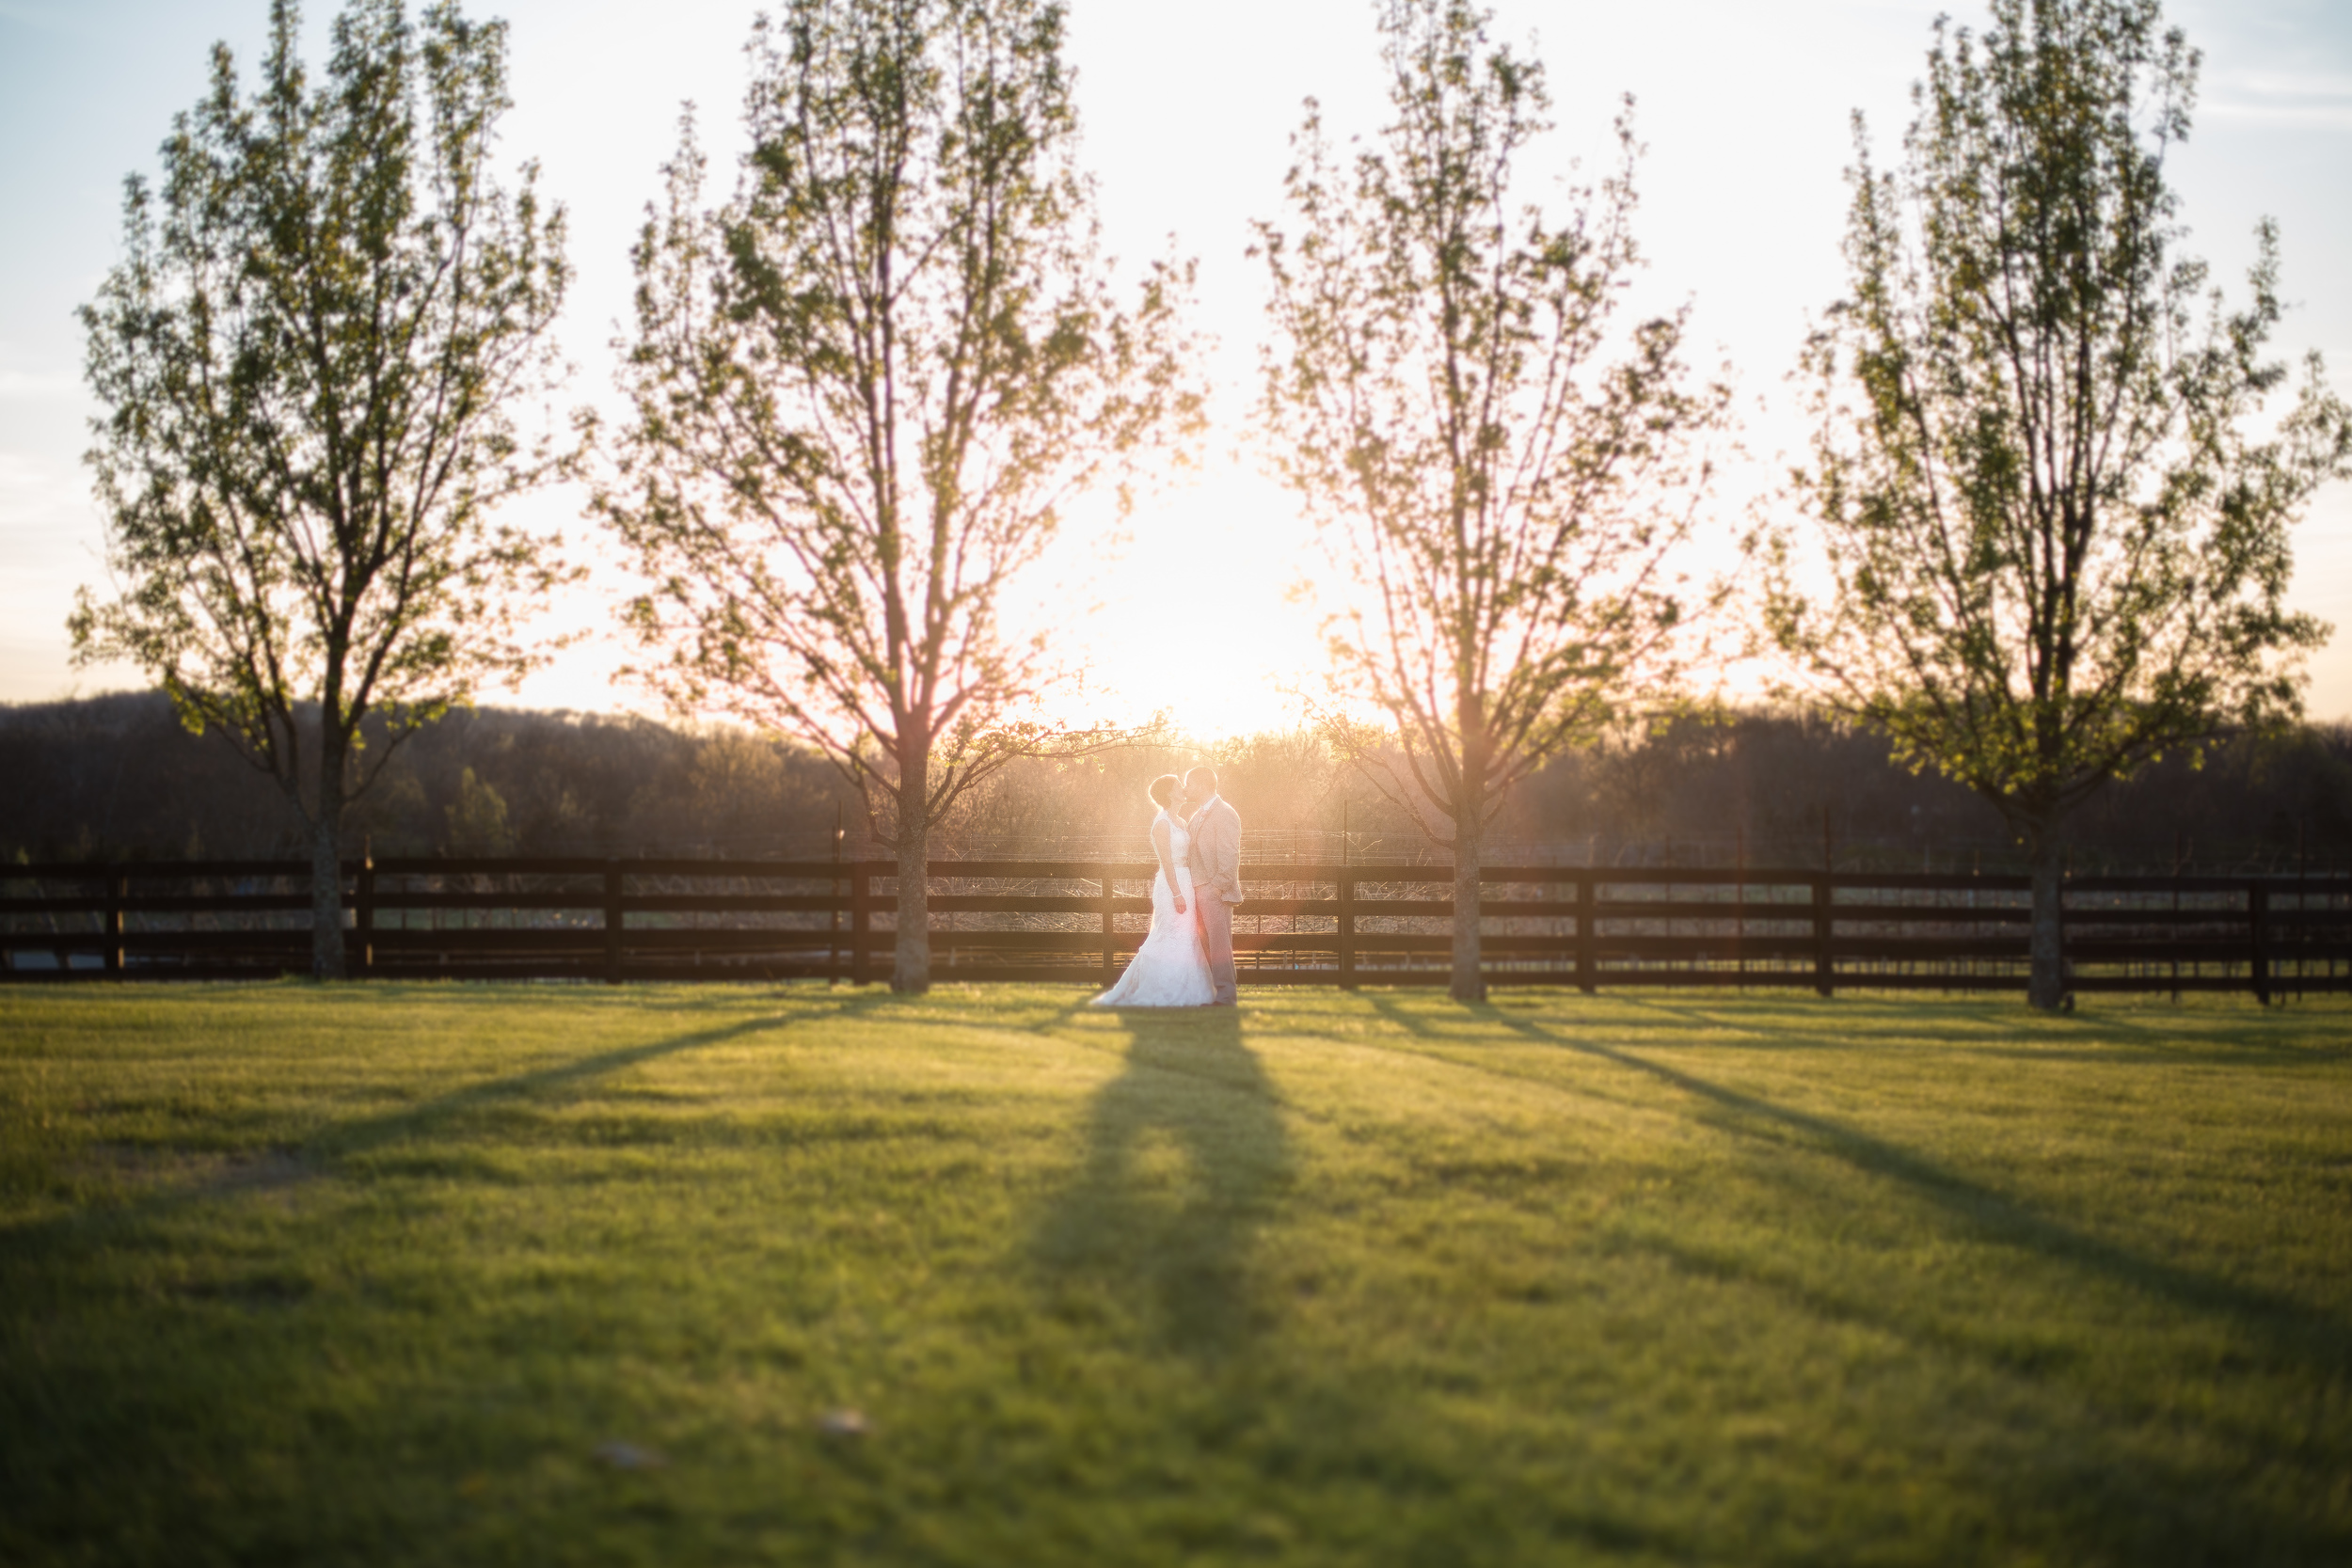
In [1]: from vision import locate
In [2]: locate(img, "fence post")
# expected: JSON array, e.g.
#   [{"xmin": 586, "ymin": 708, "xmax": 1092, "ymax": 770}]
[
  {"xmin": 829, "ymin": 822, "xmax": 844, "ymax": 988},
  {"xmin": 354, "ymin": 853, "xmax": 374, "ymax": 980},
  {"xmin": 603, "ymin": 861, "xmax": 624, "ymax": 985},
  {"xmin": 850, "ymin": 864, "xmax": 871, "ymax": 986},
  {"xmin": 829, "ymin": 869, "xmax": 843, "ymax": 988},
  {"xmin": 1101, "ymin": 866, "xmax": 1117, "ymax": 983},
  {"xmin": 1735, "ymin": 832, "xmax": 1749, "ymax": 985},
  {"xmin": 1338, "ymin": 865, "xmax": 1357, "ymax": 990},
  {"xmin": 1813, "ymin": 874, "xmax": 1836, "ymax": 998},
  {"xmin": 103, "ymin": 868, "xmax": 125, "ymax": 979},
  {"xmin": 1577, "ymin": 872, "xmax": 1597, "ymax": 994},
  {"xmin": 2249, "ymin": 880, "xmax": 2270, "ymax": 1006}
]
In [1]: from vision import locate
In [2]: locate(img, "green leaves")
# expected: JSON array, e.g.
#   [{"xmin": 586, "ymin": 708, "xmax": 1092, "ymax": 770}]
[
  {"xmin": 1257, "ymin": 0, "xmax": 1724, "ymax": 849},
  {"xmin": 1774, "ymin": 0, "xmax": 2348, "ymax": 847},
  {"xmin": 75, "ymin": 0, "xmax": 573, "ymax": 818},
  {"xmin": 597, "ymin": 0, "xmax": 1201, "ymax": 854}
]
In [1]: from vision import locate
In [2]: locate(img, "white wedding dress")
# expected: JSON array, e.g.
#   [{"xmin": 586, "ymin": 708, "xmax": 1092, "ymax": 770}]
[{"xmin": 1090, "ymin": 809, "xmax": 1216, "ymax": 1006}]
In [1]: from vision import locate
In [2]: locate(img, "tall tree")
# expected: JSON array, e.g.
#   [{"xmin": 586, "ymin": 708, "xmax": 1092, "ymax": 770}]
[
  {"xmin": 600, "ymin": 0, "xmax": 1199, "ymax": 993},
  {"xmin": 1257, "ymin": 0, "xmax": 1724, "ymax": 1001},
  {"xmin": 72, "ymin": 0, "xmax": 573, "ymax": 978},
  {"xmin": 1767, "ymin": 0, "xmax": 2351, "ymax": 1008}
]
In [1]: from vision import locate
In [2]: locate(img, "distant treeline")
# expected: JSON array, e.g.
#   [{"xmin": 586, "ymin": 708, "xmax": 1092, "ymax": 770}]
[
  {"xmin": 5, "ymin": 691, "xmax": 2349, "ymax": 871},
  {"xmin": 0, "ymin": 694, "xmax": 854, "ymax": 863}
]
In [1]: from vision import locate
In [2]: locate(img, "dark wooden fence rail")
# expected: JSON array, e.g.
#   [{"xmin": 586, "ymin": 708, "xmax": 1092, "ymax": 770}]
[{"xmin": 4, "ymin": 857, "xmax": 2348, "ymax": 997}]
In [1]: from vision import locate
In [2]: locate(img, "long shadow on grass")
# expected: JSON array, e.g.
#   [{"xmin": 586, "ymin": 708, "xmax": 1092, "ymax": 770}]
[
  {"xmin": 1360, "ymin": 995, "xmax": 2349, "ymax": 1367},
  {"xmin": 0, "ymin": 993, "xmax": 891, "ymax": 1258},
  {"xmin": 1616, "ymin": 992, "xmax": 2352, "ymax": 1067},
  {"xmin": 1356, "ymin": 996, "xmax": 2351, "ymax": 1559},
  {"xmin": 300, "ymin": 1001, "xmax": 878, "ymax": 1160},
  {"xmin": 1473, "ymin": 1006, "xmax": 2352, "ymax": 1562},
  {"xmin": 1373, "ymin": 988, "xmax": 2352, "ymax": 1068},
  {"xmin": 1473, "ymin": 1007, "xmax": 2352, "ymax": 1370},
  {"xmin": 1030, "ymin": 1007, "xmax": 1291, "ymax": 1358}
]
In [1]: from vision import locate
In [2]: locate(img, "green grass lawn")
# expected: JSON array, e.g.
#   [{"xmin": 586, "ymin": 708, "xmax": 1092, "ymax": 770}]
[{"xmin": 2, "ymin": 983, "xmax": 2348, "ymax": 1566}]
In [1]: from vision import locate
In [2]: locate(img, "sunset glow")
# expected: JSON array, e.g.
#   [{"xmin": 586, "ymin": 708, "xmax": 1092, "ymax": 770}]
[
  {"xmin": 4, "ymin": 0, "xmax": 2346, "ymax": 727},
  {"xmin": 501, "ymin": 466, "xmax": 1337, "ymax": 739}
]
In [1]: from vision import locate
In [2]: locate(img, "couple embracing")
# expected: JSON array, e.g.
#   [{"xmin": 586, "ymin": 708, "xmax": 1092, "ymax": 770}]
[{"xmin": 1091, "ymin": 765, "xmax": 1243, "ymax": 1008}]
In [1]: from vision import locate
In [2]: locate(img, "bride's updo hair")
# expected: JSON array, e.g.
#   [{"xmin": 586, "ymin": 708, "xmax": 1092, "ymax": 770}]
[{"xmin": 1147, "ymin": 773, "xmax": 1181, "ymax": 809}]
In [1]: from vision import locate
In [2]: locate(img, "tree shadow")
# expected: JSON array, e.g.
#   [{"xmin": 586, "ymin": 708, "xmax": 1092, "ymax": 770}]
[
  {"xmin": 777, "ymin": 982, "xmax": 1103, "ymax": 1041},
  {"xmin": 0, "ymin": 990, "xmax": 899, "ymax": 1257},
  {"xmin": 1359, "ymin": 991, "xmax": 1454, "ymax": 1040},
  {"xmin": 1030, "ymin": 1007, "xmax": 1292, "ymax": 1359},
  {"xmin": 304, "ymin": 1002, "xmax": 881, "ymax": 1160},
  {"xmin": 1353, "ymin": 992, "xmax": 2349, "ymax": 1377},
  {"xmin": 1341, "ymin": 994, "xmax": 2351, "ymax": 1559},
  {"xmin": 1475, "ymin": 1002, "xmax": 2352, "ymax": 1561},
  {"xmin": 1474, "ymin": 1005, "xmax": 2352, "ymax": 1371},
  {"xmin": 1369, "ymin": 987, "xmax": 2349, "ymax": 1069}
]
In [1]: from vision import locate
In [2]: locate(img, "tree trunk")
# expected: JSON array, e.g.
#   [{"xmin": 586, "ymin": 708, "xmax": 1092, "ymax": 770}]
[
  {"xmin": 893, "ymin": 745, "xmax": 931, "ymax": 994},
  {"xmin": 2027, "ymin": 832, "xmax": 2065, "ymax": 1011},
  {"xmin": 309, "ymin": 748, "xmax": 349, "ymax": 981},
  {"xmin": 1451, "ymin": 821, "xmax": 1486, "ymax": 1004}
]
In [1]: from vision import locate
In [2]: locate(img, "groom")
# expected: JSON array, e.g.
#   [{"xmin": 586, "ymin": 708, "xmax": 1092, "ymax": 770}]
[{"xmin": 1183, "ymin": 765, "xmax": 1244, "ymax": 1006}]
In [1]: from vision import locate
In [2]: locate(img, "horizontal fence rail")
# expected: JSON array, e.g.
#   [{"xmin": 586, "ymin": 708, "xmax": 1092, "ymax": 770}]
[{"xmin": 3, "ymin": 857, "xmax": 2347, "ymax": 997}]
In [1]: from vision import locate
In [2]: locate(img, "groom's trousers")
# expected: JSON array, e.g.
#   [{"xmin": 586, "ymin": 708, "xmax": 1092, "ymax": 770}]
[{"xmin": 1198, "ymin": 895, "xmax": 1238, "ymax": 1005}]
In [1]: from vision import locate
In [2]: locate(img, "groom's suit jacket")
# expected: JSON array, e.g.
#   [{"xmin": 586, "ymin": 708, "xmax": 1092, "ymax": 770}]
[{"xmin": 1186, "ymin": 794, "xmax": 1245, "ymax": 905}]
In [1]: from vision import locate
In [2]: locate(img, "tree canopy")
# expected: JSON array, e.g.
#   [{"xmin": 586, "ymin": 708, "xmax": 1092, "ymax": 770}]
[
  {"xmin": 598, "ymin": 0, "xmax": 1199, "ymax": 991},
  {"xmin": 72, "ymin": 0, "xmax": 573, "ymax": 976},
  {"xmin": 1768, "ymin": 0, "xmax": 2352, "ymax": 1007},
  {"xmin": 1257, "ymin": 0, "xmax": 1725, "ymax": 999}
]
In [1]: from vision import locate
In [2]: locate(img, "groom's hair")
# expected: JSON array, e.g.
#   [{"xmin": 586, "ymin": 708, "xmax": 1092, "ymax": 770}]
[
  {"xmin": 1185, "ymin": 764, "xmax": 1219, "ymax": 793},
  {"xmin": 1147, "ymin": 774, "xmax": 1179, "ymax": 808}
]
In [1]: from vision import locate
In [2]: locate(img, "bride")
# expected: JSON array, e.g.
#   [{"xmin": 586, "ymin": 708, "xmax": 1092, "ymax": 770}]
[{"xmin": 1090, "ymin": 774, "xmax": 1216, "ymax": 1007}]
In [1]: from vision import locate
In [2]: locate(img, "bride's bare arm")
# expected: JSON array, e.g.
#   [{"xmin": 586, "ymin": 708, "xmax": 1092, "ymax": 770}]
[{"xmin": 1152, "ymin": 815, "xmax": 1186, "ymax": 913}]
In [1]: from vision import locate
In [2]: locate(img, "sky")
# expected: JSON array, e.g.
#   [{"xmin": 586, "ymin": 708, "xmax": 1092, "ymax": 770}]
[{"xmin": 3, "ymin": 0, "xmax": 2347, "ymax": 738}]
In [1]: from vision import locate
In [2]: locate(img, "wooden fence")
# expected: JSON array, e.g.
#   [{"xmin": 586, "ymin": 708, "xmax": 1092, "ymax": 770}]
[{"xmin": 4, "ymin": 857, "xmax": 2348, "ymax": 997}]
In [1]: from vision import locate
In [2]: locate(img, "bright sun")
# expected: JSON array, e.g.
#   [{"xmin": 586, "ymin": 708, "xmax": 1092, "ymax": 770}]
[
  {"xmin": 1043, "ymin": 468, "xmax": 1331, "ymax": 740},
  {"xmin": 503, "ymin": 463, "xmax": 1334, "ymax": 742}
]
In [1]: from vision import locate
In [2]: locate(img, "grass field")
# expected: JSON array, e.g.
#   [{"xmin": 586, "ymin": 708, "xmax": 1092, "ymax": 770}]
[{"xmin": 2, "ymin": 984, "xmax": 2348, "ymax": 1566}]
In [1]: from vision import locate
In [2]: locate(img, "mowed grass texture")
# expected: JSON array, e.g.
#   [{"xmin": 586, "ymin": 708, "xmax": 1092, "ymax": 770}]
[{"xmin": 2, "ymin": 986, "xmax": 2348, "ymax": 1567}]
